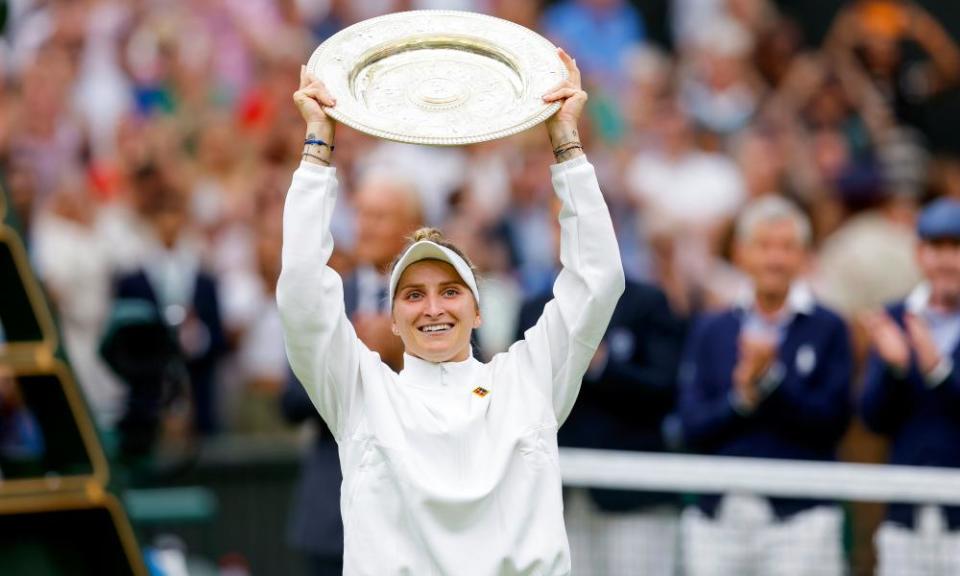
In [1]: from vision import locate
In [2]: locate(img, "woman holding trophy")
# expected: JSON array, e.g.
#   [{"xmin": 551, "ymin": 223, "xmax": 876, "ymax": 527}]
[{"xmin": 278, "ymin": 45, "xmax": 624, "ymax": 575}]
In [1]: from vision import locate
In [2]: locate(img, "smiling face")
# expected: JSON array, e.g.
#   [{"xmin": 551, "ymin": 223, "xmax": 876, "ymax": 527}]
[
  {"xmin": 391, "ymin": 259, "xmax": 480, "ymax": 363},
  {"xmin": 918, "ymin": 238, "xmax": 960, "ymax": 310},
  {"xmin": 737, "ymin": 218, "xmax": 808, "ymax": 304}
]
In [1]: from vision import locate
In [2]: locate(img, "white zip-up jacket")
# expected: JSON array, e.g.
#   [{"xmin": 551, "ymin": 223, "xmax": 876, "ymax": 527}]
[{"xmin": 277, "ymin": 155, "xmax": 624, "ymax": 576}]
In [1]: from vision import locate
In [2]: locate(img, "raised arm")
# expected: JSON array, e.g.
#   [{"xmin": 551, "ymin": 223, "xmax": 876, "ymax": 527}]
[
  {"xmin": 510, "ymin": 49, "xmax": 625, "ymax": 424},
  {"xmin": 276, "ymin": 69, "xmax": 363, "ymax": 439}
]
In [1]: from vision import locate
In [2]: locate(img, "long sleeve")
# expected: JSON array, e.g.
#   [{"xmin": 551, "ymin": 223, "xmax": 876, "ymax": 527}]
[
  {"xmin": 934, "ymin": 364, "xmax": 960, "ymax": 413},
  {"xmin": 677, "ymin": 317, "xmax": 745, "ymax": 450},
  {"xmin": 276, "ymin": 162, "xmax": 368, "ymax": 439},
  {"xmin": 860, "ymin": 349, "xmax": 911, "ymax": 434},
  {"xmin": 510, "ymin": 156, "xmax": 625, "ymax": 424}
]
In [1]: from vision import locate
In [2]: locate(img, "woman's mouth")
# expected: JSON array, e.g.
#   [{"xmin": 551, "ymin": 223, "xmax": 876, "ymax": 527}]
[{"xmin": 419, "ymin": 323, "xmax": 454, "ymax": 334}]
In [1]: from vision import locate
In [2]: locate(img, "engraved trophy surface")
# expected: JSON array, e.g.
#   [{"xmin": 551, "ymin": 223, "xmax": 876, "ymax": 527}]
[{"xmin": 306, "ymin": 11, "xmax": 567, "ymax": 145}]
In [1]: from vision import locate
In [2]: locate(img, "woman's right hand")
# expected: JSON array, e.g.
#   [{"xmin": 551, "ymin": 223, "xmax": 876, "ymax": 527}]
[{"xmin": 294, "ymin": 65, "xmax": 337, "ymax": 128}]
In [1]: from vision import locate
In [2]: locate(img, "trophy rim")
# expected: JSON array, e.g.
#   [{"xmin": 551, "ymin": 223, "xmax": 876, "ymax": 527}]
[{"xmin": 306, "ymin": 10, "xmax": 567, "ymax": 146}]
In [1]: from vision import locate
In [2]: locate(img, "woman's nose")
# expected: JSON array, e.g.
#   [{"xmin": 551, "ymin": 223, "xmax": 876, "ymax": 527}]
[{"xmin": 424, "ymin": 294, "xmax": 444, "ymax": 316}]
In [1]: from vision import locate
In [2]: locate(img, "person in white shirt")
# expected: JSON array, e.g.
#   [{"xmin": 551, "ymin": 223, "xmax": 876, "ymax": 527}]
[{"xmin": 278, "ymin": 49, "xmax": 624, "ymax": 576}]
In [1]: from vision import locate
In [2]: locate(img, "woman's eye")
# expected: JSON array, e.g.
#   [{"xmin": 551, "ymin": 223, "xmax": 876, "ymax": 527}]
[
  {"xmin": 406, "ymin": 291, "xmax": 423, "ymax": 300},
  {"xmin": 444, "ymin": 288, "xmax": 460, "ymax": 297}
]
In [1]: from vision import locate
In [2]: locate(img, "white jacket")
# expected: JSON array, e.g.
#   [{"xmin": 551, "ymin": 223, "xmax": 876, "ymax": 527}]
[{"xmin": 277, "ymin": 155, "xmax": 624, "ymax": 575}]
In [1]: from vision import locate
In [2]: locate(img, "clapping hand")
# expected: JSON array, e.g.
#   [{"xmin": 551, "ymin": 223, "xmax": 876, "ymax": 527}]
[
  {"xmin": 860, "ymin": 310, "xmax": 910, "ymax": 371},
  {"xmin": 733, "ymin": 334, "xmax": 778, "ymax": 410},
  {"xmin": 904, "ymin": 313, "xmax": 941, "ymax": 375}
]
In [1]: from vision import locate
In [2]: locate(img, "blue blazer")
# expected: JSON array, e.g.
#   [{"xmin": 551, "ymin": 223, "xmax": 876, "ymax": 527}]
[
  {"xmin": 678, "ymin": 303, "xmax": 853, "ymax": 517},
  {"xmin": 114, "ymin": 269, "xmax": 225, "ymax": 435},
  {"xmin": 861, "ymin": 301, "xmax": 960, "ymax": 529}
]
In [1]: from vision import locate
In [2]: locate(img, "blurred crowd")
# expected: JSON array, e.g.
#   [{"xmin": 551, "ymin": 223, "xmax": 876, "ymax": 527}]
[
  {"xmin": 1, "ymin": 0, "xmax": 960, "ymax": 573},
  {"xmin": 0, "ymin": 0, "xmax": 952, "ymax": 436}
]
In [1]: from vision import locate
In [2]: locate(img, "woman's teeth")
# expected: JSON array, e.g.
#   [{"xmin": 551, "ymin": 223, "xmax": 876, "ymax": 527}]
[{"xmin": 420, "ymin": 324, "xmax": 453, "ymax": 333}]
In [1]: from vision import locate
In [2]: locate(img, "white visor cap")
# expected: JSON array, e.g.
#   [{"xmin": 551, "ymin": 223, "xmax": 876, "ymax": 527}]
[{"xmin": 388, "ymin": 240, "xmax": 480, "ymax": 308}]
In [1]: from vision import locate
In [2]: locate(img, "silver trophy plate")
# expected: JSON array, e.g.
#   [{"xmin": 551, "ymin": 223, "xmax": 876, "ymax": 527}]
[{"xmin": 306, "ymin": 10, "xmax": 567, "ymax": 146}]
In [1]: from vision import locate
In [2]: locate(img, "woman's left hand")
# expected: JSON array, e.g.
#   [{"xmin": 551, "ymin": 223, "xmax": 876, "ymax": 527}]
[{"xmin": 542, "ymin": 48, "xmax": 587, "ymax": 142}]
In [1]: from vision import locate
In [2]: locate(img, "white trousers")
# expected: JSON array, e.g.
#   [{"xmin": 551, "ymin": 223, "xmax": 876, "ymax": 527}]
[
  {"xmin": 565, "ymin": 487, "xmax": 679, "ymax": 576},
  {"xmin": 876, "ymin": 505, "xmax": 960, "ymax": 576},
  {"xmin": 682, "ymin": 494, "xmax": 846, "ymax": 576}
]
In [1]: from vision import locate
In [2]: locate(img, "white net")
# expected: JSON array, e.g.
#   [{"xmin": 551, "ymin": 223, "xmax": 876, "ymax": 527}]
[{"xmin": 559, "ymin": 448, "xmax": 960, "ymax": 576}]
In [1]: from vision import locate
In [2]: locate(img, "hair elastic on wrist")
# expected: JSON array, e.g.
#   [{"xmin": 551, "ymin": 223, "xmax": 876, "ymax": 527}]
[
  {"xmin": 552, "ymin": 140, "xmax": 581, "ymax": 151},
  {"xmin": 553, "ymin": 142, "xmax": 583, "ymax": 156},
  {"xmin": 304, "ymin": 138, "xmax": 334, "ymax": 151},
  {"xmin": 302, "ymin": 152, "xmax": 330, "ymax": 166}
]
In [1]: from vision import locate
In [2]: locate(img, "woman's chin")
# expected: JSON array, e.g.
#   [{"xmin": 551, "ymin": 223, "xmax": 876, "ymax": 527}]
[{"xmin": 410, "ymin": 343, "xmax": 467, "ymax": 364}]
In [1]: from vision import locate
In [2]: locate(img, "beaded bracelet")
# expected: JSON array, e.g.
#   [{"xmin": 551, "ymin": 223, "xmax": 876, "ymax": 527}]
[{"xmin": 304, "ymin": 138, "xmax": 334, "ymax": 151}]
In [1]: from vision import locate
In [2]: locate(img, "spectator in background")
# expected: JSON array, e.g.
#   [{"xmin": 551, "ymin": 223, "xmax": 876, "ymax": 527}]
[
  {"xmin": 281, "ymin": 169, "xmax": 425, "ymax": 575},
  {"xmin": 626, "ymin": 97, "xmax": 746, "ymax": 314},
  {"xmin": 189, "ymin": 115, "xmax": 258, "ymax": 279},
  {"xmin": 68, "ymin": 0, "xmax": 134, "ymax": 161},
  {"xmin": 860, "ymin": 199, "xmax": 960, "ymax": 576},
  {"xmin": 224, "ymin": 227, "xmax": 289, "ymax": 434},
  {"xmin": 680, "ymin": 17, "xmax": 759, "ymax": 137},
  {"xmin": 516, "ymin": 196, "xmax": 686, "ymax": 576},
  {"xmin": 540, "ymin": 0, "xmax": 646, "ymax": 95},
  {"xmin": 32, "ymin": 171, "xmax": 126, "ymax": 430},
  {"xmin": 671, "ymin": 0, "xmax": 727, "ymax": 53},
  {"xmin": 111, "ymin": 166, "xmax": 226, "ymax": 437},
  {"xmin": 814, "ymin": 167, "xmax": 922, "ymax": 320},
  {"xmin": 620, "ymin": 45, "xmax": 674, "ymax": 150},
  {"xmin": 678, "ymin": 197, "xmax": 853, "ymax": 576},
  {"xmin": 7, "ymin": 39, "xmax": 89, "ymax": 223},
  {"xmin": 827, "ymin": 0, "xmax": 960, "ymax": 134},
  {"xmin": 499, "ymin": 137, "xmax": 559, "ymax": 297},
  {"xmin": 357, "ymin": 141, "xmax": 467, "ymax": 228},
  {"xmin": 930, "ymin": 153, "xmax": 960, "ymax": 201}
]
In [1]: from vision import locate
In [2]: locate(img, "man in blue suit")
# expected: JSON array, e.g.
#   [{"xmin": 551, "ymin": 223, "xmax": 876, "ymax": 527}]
[
  {"xmin": 107, "ymin": 169, "xmax": 225, "ymax": 448},
  {"xmin": 678, "ymin": 196, "xmax": 853, "ymax": 576},
  {"xmin": 860, "ymin": 198, "xmax": 960, "ymax": 576}
]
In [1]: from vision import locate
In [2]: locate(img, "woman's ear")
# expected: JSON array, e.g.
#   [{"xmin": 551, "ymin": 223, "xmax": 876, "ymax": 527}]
[
  {"xmin": 391, "ymin": 322, "xmax": 400, "ymax": 336},
  {"xmin": 473, "ymin": 314, "xmax": 483, "ymax": 329}
]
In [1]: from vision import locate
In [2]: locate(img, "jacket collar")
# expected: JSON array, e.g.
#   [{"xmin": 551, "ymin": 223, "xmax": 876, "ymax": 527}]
[
  {"xmin": 400, "ymin": 349, "xmax": 481, "ymax": 388},
  {"xmin": 905, "ymin": 283, "xmax": 932, "ymax": 315},
  {"xmin": 736, "ymin": 281, "xmax": 816, "ymax": 317}
]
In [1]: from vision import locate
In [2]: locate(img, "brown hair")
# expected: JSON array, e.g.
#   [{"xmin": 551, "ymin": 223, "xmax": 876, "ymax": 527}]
[{"xmin": 390, "ymin": 227, "xmax": 478, "ymax": 277}]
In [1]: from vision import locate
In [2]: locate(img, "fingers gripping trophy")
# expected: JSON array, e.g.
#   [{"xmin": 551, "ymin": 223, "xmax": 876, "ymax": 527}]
[{"xmin": 279, "ymin": 11, "xmax": 624, "ymax": 576}]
